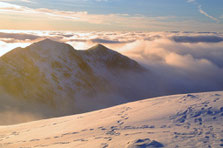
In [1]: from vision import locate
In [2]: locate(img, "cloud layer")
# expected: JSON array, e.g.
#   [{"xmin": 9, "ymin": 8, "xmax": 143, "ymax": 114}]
[{"xmin": 0, "ymin": 30, "xmax": 223, "ymax": 94}]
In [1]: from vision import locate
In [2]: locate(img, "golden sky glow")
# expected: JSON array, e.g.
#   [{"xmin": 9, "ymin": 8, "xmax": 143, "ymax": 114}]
[{"xmin": 0, "ymin": 1, "xmax": 223, "ymax": 32}]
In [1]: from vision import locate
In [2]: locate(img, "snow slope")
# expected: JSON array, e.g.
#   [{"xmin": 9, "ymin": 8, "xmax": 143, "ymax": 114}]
[{"xmin": 0, "ymin": 91, "xmax": 223, "ymax": 148}]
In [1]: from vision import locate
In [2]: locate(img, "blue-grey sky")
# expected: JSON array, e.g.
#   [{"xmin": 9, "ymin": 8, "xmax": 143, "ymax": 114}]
[{"xmin": 0, "ymin": 0, "xmax": 222, "ymax": 31}]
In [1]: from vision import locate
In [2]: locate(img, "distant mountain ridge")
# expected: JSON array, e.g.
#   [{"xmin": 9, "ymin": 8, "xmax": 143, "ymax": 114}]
[{"xmin": 0, "ymin": 39, "xmax": 162, "ymax": 125}]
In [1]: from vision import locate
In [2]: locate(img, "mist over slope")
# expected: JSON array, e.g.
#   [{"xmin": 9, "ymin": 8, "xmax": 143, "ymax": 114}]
[
  {"xmin": 0, "ymin": 39, "xmax": 165, "ymax": 125},
  {"xmin": 0, "ymin": 91, "xmax": 223, "ymax": 147}
]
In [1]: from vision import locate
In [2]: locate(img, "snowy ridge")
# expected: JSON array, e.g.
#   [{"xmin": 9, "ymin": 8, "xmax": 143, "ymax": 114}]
[
  {"xmin": 0, "ymin": 39, "xmax": 160, "ymax": 125},
  {"xmin": 0, "ymin": 91, "xmax": 223, "ymax": 147}
]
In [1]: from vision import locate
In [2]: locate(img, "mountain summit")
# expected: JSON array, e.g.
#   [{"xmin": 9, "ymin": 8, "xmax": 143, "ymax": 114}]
[
  {"xmin": 88, "ymin": 43, "xmax": 109, "ymax": 51},
  {"xmin": 0, "ymin": 39, "xmax": 159, "ymax": 124},
  {"xmin": 83, "ymin": 43, "xmax": 144, "ymax": 72}
]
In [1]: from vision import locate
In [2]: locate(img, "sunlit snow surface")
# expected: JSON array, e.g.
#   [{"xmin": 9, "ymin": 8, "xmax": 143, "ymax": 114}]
[{"xmin": 0, "ymin": 91, "xmax": 223, "ymax": 148}]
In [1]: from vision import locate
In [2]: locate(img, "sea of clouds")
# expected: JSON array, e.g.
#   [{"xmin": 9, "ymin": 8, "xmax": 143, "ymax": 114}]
[{"xmin": 0, "ymin": 30, "xmax": 223, "ymax": 94}]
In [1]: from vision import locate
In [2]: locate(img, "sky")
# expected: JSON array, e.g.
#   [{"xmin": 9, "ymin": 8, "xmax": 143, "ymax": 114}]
[{"xmin": 0, "ymin": 0, "xmax": 223, "ymax": 31}]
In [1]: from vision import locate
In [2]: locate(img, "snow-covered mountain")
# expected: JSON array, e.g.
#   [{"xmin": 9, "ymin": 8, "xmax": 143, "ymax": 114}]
[
  {"xmin": 0, "ymin": 39, "xmax": 165, "ymax": 125},
  {"xmin": 0, "ymin": 91, "xmax": 223, "ymax": 148}
]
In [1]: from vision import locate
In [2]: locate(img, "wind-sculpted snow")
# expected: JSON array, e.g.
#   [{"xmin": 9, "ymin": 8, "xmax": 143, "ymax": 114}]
[{"xmin": 0, "ymin": 91, "xmax": 222, "ymax": 147}]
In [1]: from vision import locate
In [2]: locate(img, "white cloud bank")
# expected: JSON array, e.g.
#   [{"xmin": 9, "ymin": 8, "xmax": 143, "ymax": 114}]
[{"xmin": 0, "ymin": 31, "xmax": 223, "ymax": 94}]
